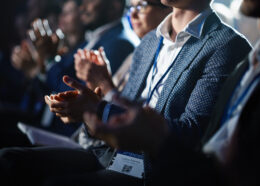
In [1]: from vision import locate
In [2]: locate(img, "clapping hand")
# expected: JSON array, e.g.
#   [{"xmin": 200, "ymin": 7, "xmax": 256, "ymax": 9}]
[
  {"xmin": 83, "ymin": 98, "xmax": 170, "ymax": 156},
  {"xmin": 74, "ymin": 47, "xmax": 115, "ymax": 94},
  {"xmin": 28, "ymin": 18, "xmax": 67, "ymax": 60},
  {"xmin": 11, "ymin": 40, "xmax": 38, "ymax": 78},
  {"xmin": 44, "ymin": 75, "xmax": 102, "ymax": 124}
]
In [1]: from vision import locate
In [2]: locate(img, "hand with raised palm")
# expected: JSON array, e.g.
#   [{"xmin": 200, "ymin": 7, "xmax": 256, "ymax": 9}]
[{"xmin": 45, "ymin": 75, "xmax": 102, "ymax": 124}]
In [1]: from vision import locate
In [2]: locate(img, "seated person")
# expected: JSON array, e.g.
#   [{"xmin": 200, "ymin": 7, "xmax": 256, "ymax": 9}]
[
  {"xmin": 74, "ymin": 0, "xmax": 171, "ymax": 94},
  {"xmin": 54, "ymin": 2, "xmax": 260, "ymax": 185},
  {"xmin": 0, "ymin": 0, "xmax": 251, "ymax": 185},
  {"xmin": 8, "ymin": 0, "xmax": 139, "ymax": 137}
]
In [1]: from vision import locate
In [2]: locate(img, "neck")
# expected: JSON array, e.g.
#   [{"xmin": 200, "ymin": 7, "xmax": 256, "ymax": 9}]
[
  {"xmin": 66, "ymin": 30, "xmax": 84, "ymax": 49},
  {"xmin": 170, "ymin": 4, "xmax": 209, "ymax": 41}
]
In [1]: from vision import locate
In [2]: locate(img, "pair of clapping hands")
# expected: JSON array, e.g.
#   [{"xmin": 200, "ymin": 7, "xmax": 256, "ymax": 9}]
[
  {"xmin": 45, "ymin": 75, "xmax": 170, "ymax": 156},
  {"xmin": 74, "ymin": 47, "xmax": 115, "ymax": 95},
  {"xmin": 11, "ymin": 18, "xmax": 66, "ymax": 78}
]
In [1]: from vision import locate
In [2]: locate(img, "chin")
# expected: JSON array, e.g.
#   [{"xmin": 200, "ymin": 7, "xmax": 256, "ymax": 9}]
[
  {"xmin": 161, "ymin": 0, "xmax": 175, "ymax": 6},
  {"xmin": 240, "ymin": 0, "xmax": 260, "ymax": 17}
]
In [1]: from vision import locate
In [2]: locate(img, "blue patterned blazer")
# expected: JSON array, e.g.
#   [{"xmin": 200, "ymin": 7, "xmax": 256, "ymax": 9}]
[{"xmin": 113, "ymin": 13, "xmax": 251, "ymax": 141}]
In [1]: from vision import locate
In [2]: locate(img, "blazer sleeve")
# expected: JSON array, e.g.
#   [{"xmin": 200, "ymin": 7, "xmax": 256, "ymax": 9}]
[{"xmin": 166, "ymin": 36, "xmax": 251, "ymax": 143}]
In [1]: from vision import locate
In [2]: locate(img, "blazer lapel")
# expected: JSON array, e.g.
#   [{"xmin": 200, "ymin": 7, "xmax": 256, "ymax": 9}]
[
  {"xmin": 123, "ymin": 34, "xmax": 160, "ymax": 100},
  {"xmin": 155, "ymin": 36, "xmax": 210, "ymax": 112},
  {"xmin": 155, "ymin": 13, "xmax": 221, "ymax": 112}
]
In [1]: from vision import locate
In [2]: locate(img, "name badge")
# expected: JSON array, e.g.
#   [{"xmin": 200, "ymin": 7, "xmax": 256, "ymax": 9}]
[{"xmin": 107, "ymin": 152, "xmax": 144, "ymax": 179}]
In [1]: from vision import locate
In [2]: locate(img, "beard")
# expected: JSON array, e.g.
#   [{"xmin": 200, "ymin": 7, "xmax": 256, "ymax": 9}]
[{"xmin": 240, "ymin": 0, "xmax": 260, "ymax": 17}]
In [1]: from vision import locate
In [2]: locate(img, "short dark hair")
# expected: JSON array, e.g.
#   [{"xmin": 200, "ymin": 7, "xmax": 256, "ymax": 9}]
[{"xmin": 113, "ymin": 0, "xmax": 126, "ymax": 16}]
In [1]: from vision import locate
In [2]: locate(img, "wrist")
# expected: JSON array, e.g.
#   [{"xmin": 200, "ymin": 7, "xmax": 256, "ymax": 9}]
[
  {"xmin": 96, "ymin": 100, "xmax": 108, "ymax": 120},
  {"xmin": 100, "ymin": 80, "xmax": 115, "ymax": 95}
]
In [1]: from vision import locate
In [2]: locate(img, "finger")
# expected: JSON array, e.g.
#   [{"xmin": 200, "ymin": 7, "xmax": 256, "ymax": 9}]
[
  {"xmin": 97, "ymin": 47, "xmax": 106, "ymax": 65},
  {"xmin": 58, "ymin": 90, "xmax": 79, "ymax": 100},
  {"xmin": 51, "ymin": 33, "xmax": 59, "ymax": 45},
  {"xmin": 74, "ymin": 53, "xmax": 81, "ymax": 62},
  {"xmin": 60, "ymin": 117, "xmax": 71, "ymax": 124},
  {"xmin": 90, "ymin": 50, "xmax": 99, "ymax": 64},
  {"xmin": 53, "ymin": 95, "xmax": 64, "ymax": 101},
  {"xmin": 99, "ymin": 47, "xmax": 112, "ymax": 74},
  {"xmin": 94, "ymin": 87, "xmax": 102, "ymax": 98},
  {"xmin": 55, "ymin": 28, "xmax": 65, "ymax": 40},
  {"xmin": 27, "ymin": 29, "xmax": 37, "ymax": 42},
  {"xmin": 42, "ymin": 19, "xmax": 52, "ymax": 36},
  {"xmin": 11, "ymin": 54, "xmax": 22, "ymax": 66},
  {"xmin": 32, "ymin": 19, "xmax": 42, "ymax": 40},
  {"xmin": 99, "ymin": 47, "xmax": 108, "ymax": 64},
  {"xmin": 44, "ymin": 95, "xmax": 51, "ymax": 105},
  {"xmin": 63, "ymin": 75, "xmax": 86, "ymax": 93},
  {"xmin": 45, "ymin": 95, "xmax": 67, "ymax": 108},
  {"xmin": 35, "ymin": 19, "xmax": 46, "ymax": 37},
  {"xmin": 78, "ymin": 49, "xmax": 85, "ymax": 59},
  {"xmin": 85, "ymin": 49, "xmax": 91, "ymax": 60}
]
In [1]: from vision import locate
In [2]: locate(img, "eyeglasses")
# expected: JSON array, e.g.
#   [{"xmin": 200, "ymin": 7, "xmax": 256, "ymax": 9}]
[{"xmin": 128, "ymin": 0, "xmax": 166, "ymax": 14}]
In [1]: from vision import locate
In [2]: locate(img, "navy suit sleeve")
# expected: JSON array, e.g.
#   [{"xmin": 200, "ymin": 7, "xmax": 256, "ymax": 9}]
[{"xmin": 166, "ymin": 36, "xmax": 251, "ymax": 142}]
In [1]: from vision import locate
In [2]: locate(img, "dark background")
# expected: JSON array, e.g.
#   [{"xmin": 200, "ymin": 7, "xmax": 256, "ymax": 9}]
[{"xmin": 0, "ymin": 0, "xmax": 27, "ymax": 56}]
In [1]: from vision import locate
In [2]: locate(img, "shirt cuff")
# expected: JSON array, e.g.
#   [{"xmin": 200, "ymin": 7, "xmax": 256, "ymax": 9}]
[
  {"xmin": 103, "ymin": 89, "xmax": 118, "ymax": 102},
  {"xmin": 102, "ymin": 103, "xmax": 112, "ymax": 123}
]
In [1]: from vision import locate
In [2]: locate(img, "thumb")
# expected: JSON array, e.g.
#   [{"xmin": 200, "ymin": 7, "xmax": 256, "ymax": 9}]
[
  {"xmin": 94, "ymin": 87, "xmax": 102, "ymax": 98},
  {"xmin": 97, "ymin": 47, "xmax": 106, "ymax": 66},
  {"xmin": 98, "ymin": 47, "xmax": 112, "ymax": 74},
  {"xmin": 63, "ymin": 75, "xmax": 85, "ymax": 93}
]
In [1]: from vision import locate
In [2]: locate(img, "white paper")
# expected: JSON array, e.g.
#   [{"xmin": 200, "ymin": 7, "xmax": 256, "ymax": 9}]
[{"xmin": 17, "ymin": 122, "xmax": 82, "ymax": 149}]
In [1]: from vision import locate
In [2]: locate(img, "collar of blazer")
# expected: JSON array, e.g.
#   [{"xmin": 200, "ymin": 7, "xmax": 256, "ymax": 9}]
[
  {"xmin": 122, "ymin": 13, "xmax": 221, "ymax": 107},
  {"xmin": 155, "ymin": 13, "xmax": 221, "ymax": 112}
]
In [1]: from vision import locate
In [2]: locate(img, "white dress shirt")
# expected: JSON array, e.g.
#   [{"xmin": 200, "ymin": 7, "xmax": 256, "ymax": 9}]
[{"xmin": 141, "ymin": 8, "xmax": 213, "ymax": 108}]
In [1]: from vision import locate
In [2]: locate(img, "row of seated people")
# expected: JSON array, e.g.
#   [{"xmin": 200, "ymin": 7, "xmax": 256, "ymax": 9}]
[
  {"xmin": 0, "ymin": 0, "xmax": 259, "ymax": 185},
  {"xmin": 0, "ymin": 0, "xmax": 143, "ymax": 147}
]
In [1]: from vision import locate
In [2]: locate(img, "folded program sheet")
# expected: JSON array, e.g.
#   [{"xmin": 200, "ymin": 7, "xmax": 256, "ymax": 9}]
[{"xmin": 17, "ymin": 122, "xmax": 82, "ymax": 149}]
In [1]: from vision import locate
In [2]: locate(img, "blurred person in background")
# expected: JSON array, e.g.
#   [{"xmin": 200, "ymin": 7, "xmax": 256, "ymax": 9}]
[
  {"xmin": 74, "ymin": 0, "xmax": 172, "ymax": 99},
  {"xmin": 43, "ymin": 0, "xmax": 139, "ymax": 135},
  {"xmin": 0, "ymin": 0, "xmax": 62, "ymax": 148},
  {"xmin": 211, "ymin": 1, "xmax": 235, "ymax": 27},
  {"xmin": 1, "ymin": 0, "xmax": 139, "ymax": 147},
  {"xmin": 230, "ymin": 0, "xmax": 260, "ymax": 46}
]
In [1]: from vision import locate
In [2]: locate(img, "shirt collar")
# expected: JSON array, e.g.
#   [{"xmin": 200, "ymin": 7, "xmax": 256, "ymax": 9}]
[
  {"xmin": 156, "ymin": 7, "xmax": 213, "ymax": 42},
  {"xmin": 85, "ymin": 19, "xmax": 120, "ymax": 42}
]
